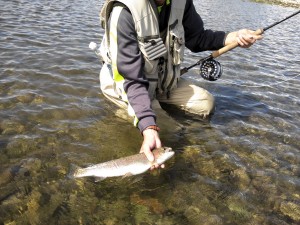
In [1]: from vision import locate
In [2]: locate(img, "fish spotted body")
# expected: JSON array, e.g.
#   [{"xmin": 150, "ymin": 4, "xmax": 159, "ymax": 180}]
[{"xmin": 69, "ymin": 147, "xmax": 174, "ymax": 181}]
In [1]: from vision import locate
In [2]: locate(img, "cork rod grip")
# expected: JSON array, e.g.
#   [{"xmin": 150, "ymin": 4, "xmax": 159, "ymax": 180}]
[{"xmin": 211, "ymin": 28, "xmax": 264, "ymax": 59}]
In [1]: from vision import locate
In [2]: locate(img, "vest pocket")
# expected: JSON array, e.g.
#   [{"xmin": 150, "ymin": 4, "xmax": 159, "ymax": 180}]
[
  {"xmin": 143, "ymin": 59, "xmax": 159, "ymax": 99},
  {"xmin": 143, "ymin": 38, "xmax": 167, "ymax": 60},
  {"xmin": 148, "ymin": 79, "xmax": 158, "ymax": 100},
  {"xmin": 170, "ymin": 30, "xmax": 185, "ymax": 65}
]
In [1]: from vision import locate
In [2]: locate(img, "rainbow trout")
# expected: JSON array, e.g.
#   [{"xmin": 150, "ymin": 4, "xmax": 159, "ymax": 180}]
[{"xmin": 69, "ymin": 147, "xmax": 174, "ymax": 181}]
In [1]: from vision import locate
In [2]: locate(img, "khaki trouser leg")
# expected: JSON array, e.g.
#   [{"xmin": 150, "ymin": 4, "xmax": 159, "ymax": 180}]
[
  {"xmin": 99, "ymin": 64, "xmax": 127, "ymax": 109},
  {"xmin": 99, "ymin": 65, "xmax": 183, "ymax": 133},
  {"xmin": 100, "ymin": 64, "xmax": 132, "ymax": 121},
  {"xmin": 157, "ymin": 78, "xmax": 215, "ymax": 117}
]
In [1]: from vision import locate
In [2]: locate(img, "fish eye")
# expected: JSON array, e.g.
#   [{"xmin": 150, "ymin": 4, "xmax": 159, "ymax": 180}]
[{"xmin": 165, "ymin": 147, "xmax": 172, "ymax": 152}]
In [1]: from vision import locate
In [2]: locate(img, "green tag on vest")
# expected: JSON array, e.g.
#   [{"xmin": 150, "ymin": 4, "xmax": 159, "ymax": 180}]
[{"xmin": 157, "ymin": 0, "xmax": 170, "ymax": 14}]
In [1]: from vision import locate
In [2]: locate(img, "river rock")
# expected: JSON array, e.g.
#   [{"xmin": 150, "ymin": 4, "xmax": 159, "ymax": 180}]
[
  {"xmin": 0, "ymin": 119, "xmax": 25, "ymax": 135},
  {"xmin": 20, "ymin": 158, "xmax": 42, "ymax": 173},
  {"xmin": 184, "ymin": 206, "xmax": 223, "ymax": 225},
  {"xmin": 16, "ymin": 92, "xmax": 35, "ymax": 104},
  {"xmin": 0, "ymin": 168, "xmax": 14, "ymax": 185},
  {"xmin": 232, "ymin": 168, "xmax": 251, "ymax": 190},
  {"xmin": 279, "ymin": 201, "xmax": 300, "ymax": 222},
  {"xmin": 5, "ymin": 137, "xmax": 37, "ymax": 158}
]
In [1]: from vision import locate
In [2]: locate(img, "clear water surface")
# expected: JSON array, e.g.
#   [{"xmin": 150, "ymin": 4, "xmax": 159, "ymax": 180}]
[{"xmin": 0, "ymin": 0, "xmax": 299, "ymax": 224}]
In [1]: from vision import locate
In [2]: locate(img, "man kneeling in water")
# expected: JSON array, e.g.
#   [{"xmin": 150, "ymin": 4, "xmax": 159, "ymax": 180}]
[{"xmin": 98, "ymin": 0, "xmax": 262, "ymax": 167}]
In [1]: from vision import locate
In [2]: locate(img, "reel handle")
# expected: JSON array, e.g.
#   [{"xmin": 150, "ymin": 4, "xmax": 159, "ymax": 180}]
[{"xmin": 211, "ymin": 28, "xmax": 264, "ymax": 58}]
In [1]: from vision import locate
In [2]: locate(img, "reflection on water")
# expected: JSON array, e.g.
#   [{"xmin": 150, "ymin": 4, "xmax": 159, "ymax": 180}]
[{"xmin": 0, "ymin": 0, "xmax": 299, "ymax": 224}]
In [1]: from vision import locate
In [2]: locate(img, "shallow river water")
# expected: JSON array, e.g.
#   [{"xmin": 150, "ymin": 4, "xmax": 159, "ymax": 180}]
[{"xmin": 0, "ymin": 0, "xmax": 300, "ymax": 224}]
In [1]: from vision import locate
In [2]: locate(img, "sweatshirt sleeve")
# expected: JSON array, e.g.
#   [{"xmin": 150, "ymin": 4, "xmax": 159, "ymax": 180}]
[
  {"xmin": 183, "ymin": 0, "xmax": 226, "ymax": 52},
  {"xmin": 114, "ymin": 7, "xmax": 156, "ymax": 132}
]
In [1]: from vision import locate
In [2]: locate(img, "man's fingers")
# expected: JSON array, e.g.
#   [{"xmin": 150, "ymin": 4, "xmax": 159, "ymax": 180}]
[
  {"xmin": 237, "ymin": 34, "xmax": 257, "ymax": 47},
  {"xmin": 150, "ymin": 163, "xmax": 165, "ymax": 170},
  {"xmin": 236, "ymin": 28, "xmax": 263, "ymax": 48},
  {"xmin": 237, "ymin": 36, "xmax": 246, "ymax": 46},
  {"xmin": 142, "ymin": 147, "xmax": 154, "ymax": 162},
  {"xmin": 156, "ymin": 139, "xmax": 162, "ymax": 148}
]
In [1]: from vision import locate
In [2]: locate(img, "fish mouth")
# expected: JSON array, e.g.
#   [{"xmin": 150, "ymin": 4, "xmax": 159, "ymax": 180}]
[
  {"xmin": 163, "ymin": 147, "xmax": 174, "ymax": 158},
  {"xmin": 163, "ymin": 147, "xmax": 173, "ymax": 153},
  {"xmin": 155, "ymin": 147, "xmax": 175, "ymax": 164}
]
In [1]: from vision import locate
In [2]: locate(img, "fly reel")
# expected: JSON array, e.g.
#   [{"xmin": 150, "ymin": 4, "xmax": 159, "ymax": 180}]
[
  {"xmin": 199, "ymin": 58, "xmax": 222, "ymax": 81},
  {"xmin": 180, "ymin": 56, "xmax": 223, "ymax": 81}
]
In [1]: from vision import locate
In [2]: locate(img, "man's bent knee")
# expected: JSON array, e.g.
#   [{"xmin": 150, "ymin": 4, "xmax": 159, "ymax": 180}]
[{"xmin": 186, "ymin": 89, "xmax": 215, "ymax": 117}]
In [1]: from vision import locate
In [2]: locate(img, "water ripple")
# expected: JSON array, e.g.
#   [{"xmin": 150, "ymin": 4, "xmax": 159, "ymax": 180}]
[{"xmin": 0, "ymin": 0, "xmax": 300, "ymax": 224}]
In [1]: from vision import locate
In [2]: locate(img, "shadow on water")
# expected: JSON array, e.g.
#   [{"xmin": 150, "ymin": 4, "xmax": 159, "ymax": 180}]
[{"xmin": 163, "ymin": 83, "xmax": 268, "ymax": 124}]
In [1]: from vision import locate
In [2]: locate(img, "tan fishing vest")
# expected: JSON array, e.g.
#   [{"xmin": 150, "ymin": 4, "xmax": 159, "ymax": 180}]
[{"xmin": 100, "ymin": 0, "xmax": 186, "ymax": 99}]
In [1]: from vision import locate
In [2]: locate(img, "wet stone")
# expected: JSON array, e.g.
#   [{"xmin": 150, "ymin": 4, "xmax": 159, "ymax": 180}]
[
  {"xmin": 184, "ymin": 207, "xmax": 223, "ymax": 225},
  {"xmin": 3, "ymin": 221, "xmax": 17, "ymax": 225},
  {"xmin": 31, "ymin": 95, "xmax": 44, "ymax": 104},
  {"xmin": 0, "ymin": 120, "xmax": 25, "ymax": 135},
  {"xmin": 0, "ymin": 168, "xmax": 14, "ymax": 186},
  {"xmin": 47, "ymin": 165, "xmax": 67, "ymax": 179},
  {"xmin": 279, "ymin": 201, "xmax": 300, "ymax": 222},
  {"xmin": 181, "ymin": 145, "xmax": 202, "ymax": 159},
  {"xmin": 244, "ymin": 214, "xmax": 266, "ymax": 225},
  {"xmin": 3, "ymin": 158, "xmax": 42, "ymax": 181},
  {"xmin": 183, "ymin": 206, "xmax": 201, "ymax": 224},
  {"xmin": 22, "ymin": 190, "xmax": 42, "ymax": 225},
  {"xmin": 6, "ymin": 137, "xmax": 37, "ymax": 158},
  {"xmin": 282, "ymin": 152, "xmax": 297, "ymax": 164},
  {"xmin": 16, "ymin": 92, "xmax": 36, "ymax": 104},
  {"xmin": 130, "ymin": 193, "xmax": 166, "ymax": 214},
  {"xmin": 166, "ymin": 181, "xmax": 221, "ymax": 224},
  {"xmin": 291, "ymin": 165, "xmax": 300, "ymax": 177},
  {"xmin": 226, "ymin": 194, "xmax": 252, "ymax": 221},
  {"xmin": 265, "ymin": 215, "xmax": 291, "ymax": 225},
  {"xmin": 232, "ymin": 168, "xmax": 251, "ymax": 190},
  {"xmin": 203, "ymin": 215, "xmax": 223, "ymax": 225},
  {"xmin": 20, "ymin": 158, "xmax": 42, "ymax": 173}
]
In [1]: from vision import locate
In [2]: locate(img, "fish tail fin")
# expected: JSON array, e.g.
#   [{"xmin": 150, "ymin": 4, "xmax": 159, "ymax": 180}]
[{"xmin": 67, "ymin": 163, "xmax": 82, "ymax": 179}]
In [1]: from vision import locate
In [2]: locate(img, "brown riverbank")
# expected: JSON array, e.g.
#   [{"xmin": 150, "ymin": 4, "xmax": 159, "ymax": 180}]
[{"xmin": 252, "ymin": 0, "xmax": 300, "ymax": 7}]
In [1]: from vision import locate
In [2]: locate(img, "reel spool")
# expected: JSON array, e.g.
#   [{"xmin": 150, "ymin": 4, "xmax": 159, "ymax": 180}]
[{"xmin": 199, "ymin": 58, "xmax": 222, "ymax": 81}]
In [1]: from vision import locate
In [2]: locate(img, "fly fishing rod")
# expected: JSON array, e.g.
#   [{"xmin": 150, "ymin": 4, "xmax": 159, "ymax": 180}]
[{"xmin": 181, "ymin": 10, "xmax": 300, "ymax": 81}]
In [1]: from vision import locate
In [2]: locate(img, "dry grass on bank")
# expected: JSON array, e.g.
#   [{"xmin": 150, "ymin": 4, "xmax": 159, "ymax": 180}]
[{"xmin": 251, "ymin": 0, "xmax": 300, "ymax": 8}]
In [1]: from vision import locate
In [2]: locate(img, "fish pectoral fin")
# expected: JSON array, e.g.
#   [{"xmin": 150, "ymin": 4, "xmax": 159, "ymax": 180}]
[
  {"xmin": 122, "ymin": 173, "xmax": 134, "ymax": 179},
  {"xmin": 94, "ymin": 177, "xmax": 106, "ymax": 182}
]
